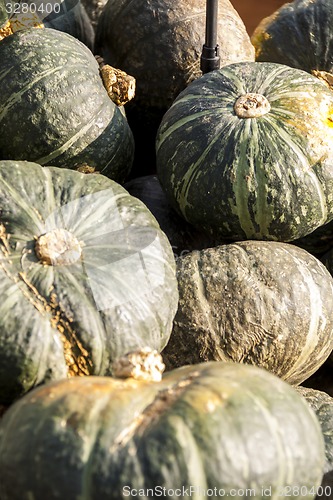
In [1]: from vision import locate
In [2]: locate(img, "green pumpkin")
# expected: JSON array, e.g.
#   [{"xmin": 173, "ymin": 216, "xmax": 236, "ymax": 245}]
[
  {"xmin": 252, "ymin": 0, "xmax": 333, "ymax": 88},
  {"xmin": 0, "ymin": 28, "xmax": 134, "ymax": 183},
  {"xmin": 0, "ymin": 160, "xmax": 178, "ymax": 405},
  {"xmin": 156, "ymin": 61, "xmax": 333, "ymax": 242},
  {"xmin": 0, "ymin": 351, "xmax": 325, "ymax": 499},
  {"xmin": 162, "ymin": 240, "xmax": 333, "ymax": 385}
]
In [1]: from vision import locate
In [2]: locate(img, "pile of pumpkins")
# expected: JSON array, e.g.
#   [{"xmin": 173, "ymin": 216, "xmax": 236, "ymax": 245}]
[{"xmin": 1, "ymin": 0, "xmax": 333, "ymax": 498}]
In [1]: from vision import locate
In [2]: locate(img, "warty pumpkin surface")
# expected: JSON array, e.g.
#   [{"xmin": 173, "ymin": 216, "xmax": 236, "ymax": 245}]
[
  {"xmin": 0, "ymin": 359, "xmax": 325, "ymax": 499},
  {"xmin": 162, "ymin": 240, "xmax": 333, "ymax": 385},
  {"xmin": 0, "ymin": 160, "xmax": 178, "ymax": 405},
  {"xmin": 0, "ymin": 28, "xmax": 134, "ymax": 183},
  {"xmin": 156, "ymin": 61, "xmax": 333, "ymax": 242},
  {"xmin": 252, "ymin": 0, "xmax": 333, "ymax": 87}
]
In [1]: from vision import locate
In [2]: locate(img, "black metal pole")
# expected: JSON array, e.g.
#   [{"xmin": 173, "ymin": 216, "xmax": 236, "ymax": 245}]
[{"xmin": 200, "ymin": 0, "xmax": 220, "ymax": 74}]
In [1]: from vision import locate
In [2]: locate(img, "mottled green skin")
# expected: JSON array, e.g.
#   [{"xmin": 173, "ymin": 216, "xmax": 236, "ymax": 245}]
[
  {"xmin": 252, "ymin": 0, "xmax": 333, "ymax": 75},
  {"xmin": 156, "ymin": 62, "xmax": 333, "ymax": 242},
  {"xmin": 0, "ymin": 29, "xmax": 134, "ymax": 183},
  {"xmin": 296, "ymin": 386, "xmax": 333, "ymax": 474},
  {"xmin": 162, "ymin": 241, "xmax": 333, "ymax": 385},
  {"xmin": 0, "ymin": 161, "xmax": 178, "ymax": 405},
  {"xmin": 0, "ymin": 362, "xmax": 325, "ymax": 499}
]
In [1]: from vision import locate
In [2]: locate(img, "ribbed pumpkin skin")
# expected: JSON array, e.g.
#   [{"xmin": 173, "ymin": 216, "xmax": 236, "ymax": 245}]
[
  {"xmin": 0, "ymin": 29, "xmax": 134, "ymax": 183},
  {"xmin": 0, "ymin": 161, "xmax": 178, "ymax": 405},
  {"xmin": 157, "ymin": 62, "xmax": 333, "ymax": 242},
  {"xmin": 296, "ymin": 386, "xmax": 333, "ymax": 474},
  {"xmin": 0, "ymin": 363, "xmax": 325, "ymax": 499},
  {"xmin": 252, "ymin": 0, "xmax": 333, "ymax": 75},
  {"xmin": 162, "ymin": 241, "xmax": 333, "ymax": 385}
]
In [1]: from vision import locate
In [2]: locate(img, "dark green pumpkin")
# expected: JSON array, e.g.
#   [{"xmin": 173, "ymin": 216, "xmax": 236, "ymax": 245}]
[
  {"xmin": 252, "ymin": 0, "xmax": 333, "ymax": 86},
  {"xmin": 0, "ymin": 357, "xmax": 325, "ymax": 499},
  {"xmin": 162, "ymin": 240, "xmax": 333, "ymax": 385},
  {"xmin": 0, "ymin": 28, "xmax": 134, "ymax": 183},
  {"xmin": 156, "ymin": 61, "xmax": 333, "ymax": 242},
  {"xmin": 95, "ymin": 0, "xmax": 255, "ymax": 176},
  {"xmin": 0, "ymin": 160, "xmax": 178, "ymax": 405}
]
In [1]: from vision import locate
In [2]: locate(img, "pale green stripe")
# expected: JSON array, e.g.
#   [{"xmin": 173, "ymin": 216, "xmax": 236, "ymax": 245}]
[
  {"xmin": 231, "ymin": 119, "xmax": 256, "ymax": 237},
  {"xmin": 176, "ymin": 116, "xmax": 233, "ymax": 215},
  {"xmin": 0, "ymin": 65, "xmax": 64, "ymax": 122},
  {"xmin": 0, "ymin": 174, "xmax": 45, "ymax": 232},
  {"xmin": 264, "ymin": 114, "xmax": 327, "ymax": 222},
  {"xmin": 156, "ymin": 108, "xmax": 222, "ymax": 150},
  {"xmin": 281, "ymin": 249, "xmax": 331, "ymax": 382},
  {"xmin": 36, "ymin": 103, "xmax": 114, "ymax": 165}
]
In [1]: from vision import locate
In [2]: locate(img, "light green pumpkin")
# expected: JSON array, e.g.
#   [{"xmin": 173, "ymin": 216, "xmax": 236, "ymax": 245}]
[
  {"xmin": 163, "ymin": 240, "xmax": 333, "ymax": 385},
  {"xmin": 0, "ymin": 161, "xmax": 178, "ymax": 405},
  {"xmin": 0, "ymin": 355, "xmax": 326, "ymax": 499}
]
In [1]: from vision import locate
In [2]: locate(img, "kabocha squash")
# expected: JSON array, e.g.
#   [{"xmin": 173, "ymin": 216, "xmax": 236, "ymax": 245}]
[
  {"xmin": 252, "ymin": 0, "xmax": 333, "ymax": 88},
  {"xmin": 156, "ymin": 61, "xmax": 333, "ymax": 242},
  {"xmin": 95, "ymin": 0, "xmax": 255, "ymax": 175},
  {"xmin": 0, "ymin": 161, "xmax": 178, "ymax": 405},
  {"xmin": 124, "ymin": 175, "xmax": 218, "ymax": 259},
  {"xmin": 0, "ymin": 28, "xmax": 134, "ymax": 183},
  {"xmin": 162, "ymin": 240, "xmax": 333, "ymax": 385},
  {"xmin": 0, "ymin": 349, "xmax": 325, "ymax": 499}
]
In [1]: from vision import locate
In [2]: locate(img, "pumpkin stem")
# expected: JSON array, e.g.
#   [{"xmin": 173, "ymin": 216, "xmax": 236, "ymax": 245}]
[
  {"xmin": 0, "ymin": 21, "xmax": 13, "ymax": 41},
  {"xmin": 35, "ymin": 228, "xmax": 82, "ymax": 266},
  {"xmin": 311, "ymin": 69, "xmax": 333, "ymax": 90},
  {"xmin": 97, "ymin": 59, "xmax": 136, "ymax": 107},
  {"xmin": 112, "ymin": 347, "xmax": 165, "ymax": 382},
  {"xmin": 234, "ymin": 93, "xmax": 271, "ymax": 118}
]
